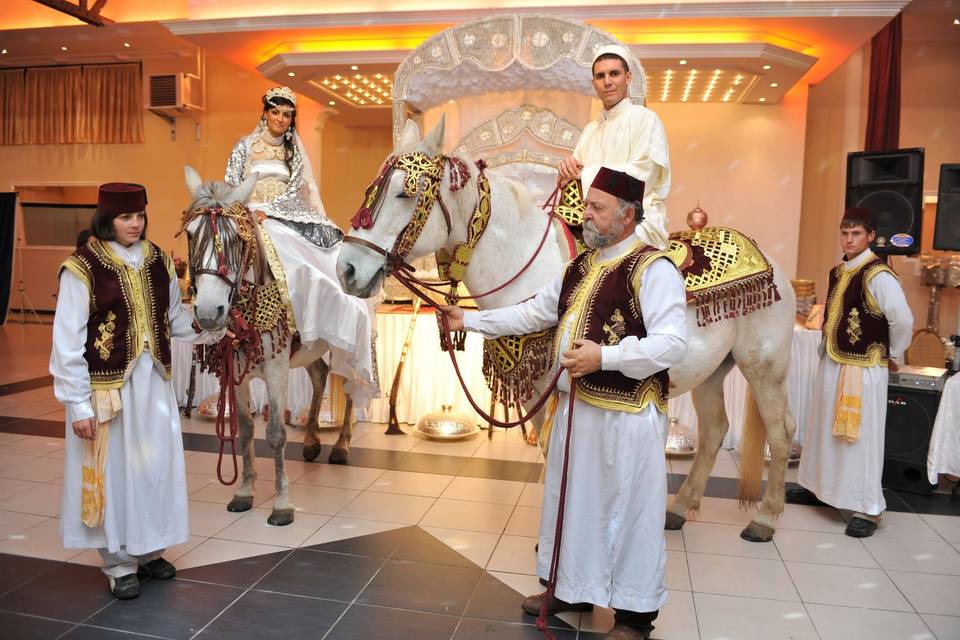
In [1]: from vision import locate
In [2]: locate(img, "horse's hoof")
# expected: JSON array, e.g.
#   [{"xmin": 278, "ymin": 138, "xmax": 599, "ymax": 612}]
[
  {"xmin": 328, "ymin": 448, "xmax": 348, "ymax": 465},
  {"xmin": 268, "ymin": 508, "xmax": 295, "ymax": 526},
  {"xmin": 740, "ymin": 521, "xmax": 775, "ymax": 543},
  {"xmin": 303, "ymin": 443, "xmax": 322, "ymax": 462},
  {"xmin": 227, "ymin": 496, "xmax": 254, "ymax": 512},
  {"xmin": 664, "ymin": 511, "xmax": 686, "ymax": 530}
]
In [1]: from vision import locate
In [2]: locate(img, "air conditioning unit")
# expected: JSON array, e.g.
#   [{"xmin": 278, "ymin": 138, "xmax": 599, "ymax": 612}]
[{"xmin": 146, "ymin": 73, "xmax": 202, "ymax": 117}]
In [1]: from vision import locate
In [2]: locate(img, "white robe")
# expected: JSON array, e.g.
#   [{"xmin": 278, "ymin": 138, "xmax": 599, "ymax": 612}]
[
  {"xmin": 464, "ymin": 235, "xmax": 688, "ymax": 612},
  {"xmin": 50, "ymin": 241, "xmax": 217, "ymax": 555},
  {"xmin": 573, "ymin": 99, "xmax": 671, "ymax": 250},
  {"xmin": 797, "ymin": 249, "xmax": 914, "ymax": 516}
]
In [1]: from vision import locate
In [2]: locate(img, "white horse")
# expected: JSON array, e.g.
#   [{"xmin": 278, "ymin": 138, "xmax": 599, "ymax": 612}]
[
  {"xmin": 182, "ymin": 166, "xmax": 355, "ymax": 526},
  {"xmin": 337, "ymin": 119, "xmax": 798, "ymax": 541}
]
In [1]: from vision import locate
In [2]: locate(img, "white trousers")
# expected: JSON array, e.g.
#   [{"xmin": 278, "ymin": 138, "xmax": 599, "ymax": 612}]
[{"xmin": 98, "ymin": 547, "xmax": 164, "ymax": 579}]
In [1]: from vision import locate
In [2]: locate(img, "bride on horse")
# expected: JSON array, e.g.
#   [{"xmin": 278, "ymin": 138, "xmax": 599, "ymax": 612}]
[{"xmin": 223, "ymin": 86, "xmax": 377, "ymax": 403}]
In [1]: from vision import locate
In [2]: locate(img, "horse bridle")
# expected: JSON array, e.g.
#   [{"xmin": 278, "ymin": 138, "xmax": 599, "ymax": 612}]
[{"xmin": 343, "ymin": 151, "xmax": 467, "ymax": 273}]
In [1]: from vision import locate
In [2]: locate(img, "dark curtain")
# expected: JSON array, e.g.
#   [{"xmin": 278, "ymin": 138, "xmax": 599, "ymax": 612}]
[
  {"xmin": 0, "ymin": 193, "xmax": 16, "ymax": 325},
  {"xmin": 865, "ymin": 13, "xmax": 902, "ymax": 152}
]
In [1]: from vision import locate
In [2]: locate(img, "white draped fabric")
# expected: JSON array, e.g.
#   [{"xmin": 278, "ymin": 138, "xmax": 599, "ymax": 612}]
[
  {"xmin": 173, "ymin": 313, "xmax": 820, "ymax": 448},
  {"xmin": 928, "ymin": 373, "xmax": 960, "ymax": 484}
]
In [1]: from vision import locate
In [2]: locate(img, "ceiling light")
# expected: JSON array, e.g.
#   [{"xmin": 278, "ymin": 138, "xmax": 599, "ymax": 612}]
[
  {"xmin": 350, "ymin": 65, "xmax": 359, "ymax": 71},
  {"xmin": 1, "ymin": 49, "xmax": 6, "ymax": 55},
  {"xmin": 770, "ymin": 82, "xmax": 779, "ymax": 88},
  {"xmin": 679, "ymin": 59, "xmax": 687, "ymax": 65},
  {"xmin": 762, "ymin": 64, "xmax": 771, "ymax": 70},
  {"xmin": 123, "ymin": 42, "xmax": 130, "ymax": 48},
  {"xmin": 759, "ymin": 97, "xmax": 767, "ymax": 102},
  {"xmin": 328, "ymin": 101, "xmax": 335, "ymax": 106},
  {"xmin": 954, "ymin": 17, "xmax": 959, "ymax": 25},
  {"xmin": 288, "ymin": 72, "xmax": 296, "ymax": 77},
  {"xmin": 60, "ymin": 46, "xmax": 68, "ymax": 51}
]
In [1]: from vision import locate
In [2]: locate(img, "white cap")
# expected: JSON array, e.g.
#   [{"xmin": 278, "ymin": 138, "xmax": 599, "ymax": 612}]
[{"xmin": 592, "ymin": 44, "xmax": 632, "ymax": 67}]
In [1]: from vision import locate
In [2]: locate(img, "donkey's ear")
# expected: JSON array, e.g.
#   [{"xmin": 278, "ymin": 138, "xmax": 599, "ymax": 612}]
[
  {"xmin": 184, "ymin": 165, "xmax": 203, "ymax": 197},
  {"xmin": 230, "ymin": 172, "xmax": 258, "ymax": 205},
  {"xmin": 397, "ymin": 119, "xmax": 421, "ymax": 151},
  {"xmin": 421, "ymin": 114, "xmax": 445, "ymax": 156}
]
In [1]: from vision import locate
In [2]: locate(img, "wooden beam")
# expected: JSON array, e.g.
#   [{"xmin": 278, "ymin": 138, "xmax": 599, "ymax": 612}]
[{"xmin": 31, "ymin": 0, "xmax": 114, "ymax": 27}]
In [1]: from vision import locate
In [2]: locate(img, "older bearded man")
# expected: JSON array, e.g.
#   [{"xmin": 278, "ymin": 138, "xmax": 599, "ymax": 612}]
[{"xmin": 439, "ymin": 167, "xmax": 687, "ymax": 639}]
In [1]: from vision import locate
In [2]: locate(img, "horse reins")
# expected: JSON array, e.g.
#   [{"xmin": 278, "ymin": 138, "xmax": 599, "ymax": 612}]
[{"xmin": 346, "ymin": 153, "xmax": 577, "ymax": 639}]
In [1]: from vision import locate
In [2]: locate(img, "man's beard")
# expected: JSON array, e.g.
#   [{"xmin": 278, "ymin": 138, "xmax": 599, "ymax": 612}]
[{"xmin": 583, "ymin": 218, "xmax": 624, "ymax": 249}]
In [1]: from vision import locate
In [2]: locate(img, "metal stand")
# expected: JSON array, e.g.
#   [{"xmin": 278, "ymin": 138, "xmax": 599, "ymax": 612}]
[
  {"xmin": 12, "ymin": 231, "xmax": 40, "ymax": 324},
  {"xmin": 385, "ymin": 298, "xmax": 421, "ymax": 435}
]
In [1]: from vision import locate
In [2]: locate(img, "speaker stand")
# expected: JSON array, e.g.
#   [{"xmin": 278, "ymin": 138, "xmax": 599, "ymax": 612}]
[{"xmin": 12, "ymin": 233, "xmax": 41, "ymax": 325}]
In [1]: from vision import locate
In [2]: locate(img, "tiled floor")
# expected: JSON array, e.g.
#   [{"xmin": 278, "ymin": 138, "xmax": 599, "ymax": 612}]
[{"xmin": 1, "ymin": 324, "xmax": 959, "ymax": 638}]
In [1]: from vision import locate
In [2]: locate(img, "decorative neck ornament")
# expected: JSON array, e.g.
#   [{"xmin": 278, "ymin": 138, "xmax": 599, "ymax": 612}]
[{"xmin": 260, "ymin": 131, "xmax": 283, "ymax": 146}]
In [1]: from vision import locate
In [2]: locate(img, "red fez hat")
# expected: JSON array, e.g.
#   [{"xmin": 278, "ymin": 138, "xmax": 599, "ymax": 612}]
[
  {"xmin": 97, "ymin": 183, "xmax": 147, "ymax": 216},
  {"xmin": 589, "ymin": 167, "xmax": 645, "ymax": 203},
  {"xmin": 841, "ymin": 206, "xmax": 875, "ymax": 231}
]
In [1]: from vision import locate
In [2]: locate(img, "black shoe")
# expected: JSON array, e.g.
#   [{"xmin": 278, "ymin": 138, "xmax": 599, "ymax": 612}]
[
  {"xmin": 138, "ymin": 557, "xmax": 176, "ymax": 580},
  {"xmin": 785, "ymin": 486, "xmax": 827, "ymax": 507},
  {"xmin": 845, "ymin": 516, "xmax": 878, "ymax": 538},
  {"xmin": 110, "ymin": 574, "xmax": 140, "ymax": 600}
]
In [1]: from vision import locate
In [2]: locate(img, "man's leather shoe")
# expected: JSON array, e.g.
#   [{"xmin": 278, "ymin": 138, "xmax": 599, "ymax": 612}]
[
  {"xmin": 845, "ymin": 516, "xmax": 878, "ymax": 538},
  {"xmin": 138, "ymin": 557, "xmax": 176, "ymax": 580},
  {"xmin": 521, "ymin": 591, "xmax": 594, "ymax": 616},
  {"xmin": 603, "ymin": 622, "xmax": 651, "ymax": 639},
  {"xmin": 785, "ymin": 486, "xmax": 827, "ymax": 507},
  {"xmin": 110, "ymin": 574, "xmax": 140, "ymax": 600}
]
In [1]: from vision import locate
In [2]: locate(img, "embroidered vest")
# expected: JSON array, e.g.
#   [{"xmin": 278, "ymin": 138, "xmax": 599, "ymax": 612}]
[
  {"xmin": 557, "ymin": 241, "xmax": 672, "ymax": 413},
  {"xmin": 823, "ymin": 255, "xmax": 896, "ymax": 368},
  {"xmin": 60, "ymin": 240, "xmax": 174, "ymax": 389}
]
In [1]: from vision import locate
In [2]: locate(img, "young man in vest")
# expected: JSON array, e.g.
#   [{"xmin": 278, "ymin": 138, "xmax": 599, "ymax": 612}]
[
  {"xmin": 439, "ymin": 167, "xmax": 687, "ymax": 640},
  {"xmin": 787, "ymin": 207, "xmax": 913, "ymax": 537},
  {"xmin": 557, "ymin": 45, "xmax": 671, "ymax": 250},
  {"xmin": 51, "ymin": 183, "xmax": 221, "ymax": 598}
]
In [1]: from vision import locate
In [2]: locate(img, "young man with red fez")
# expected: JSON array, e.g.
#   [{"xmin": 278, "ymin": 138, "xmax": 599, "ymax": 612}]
[
  {"xmin": 557, "ymin": 44, "xmax": 671, "ymax": 250},
  {"xmin": 788, "ymin": 207, "xmax": 913, "ymax": 538},
  {"xmin": 439, "ymin": 168, "xmax": 687, "ymax": 640},
  {"xmin": 51, "ymin": 183, "xmax": 222, "ymax": 599}
]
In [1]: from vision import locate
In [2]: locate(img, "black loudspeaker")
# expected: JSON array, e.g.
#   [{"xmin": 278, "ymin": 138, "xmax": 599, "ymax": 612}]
[
  {"xmin": 0, "ymin": 193, "xmax": 16, "ymax": 326},
  {"xmin": 846, "ymin": 148, "xmax": 925, "ymax": 255},
  {"xmin": 882, "ymin": 385, "xmax": 939, "ymax": 495},
  {"xmin": 933, "ymin": 163, "xmax": 960, "ymax": 251}
]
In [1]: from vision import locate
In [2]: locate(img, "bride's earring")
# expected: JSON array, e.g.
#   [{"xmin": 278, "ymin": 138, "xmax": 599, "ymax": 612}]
[
  {"xmin": 284, "ymin": 130, "xmax": 292, "ymax": 140},
  {"xmin": 259, "ymin": 117, "xmax": 266, "ymax": 127}
]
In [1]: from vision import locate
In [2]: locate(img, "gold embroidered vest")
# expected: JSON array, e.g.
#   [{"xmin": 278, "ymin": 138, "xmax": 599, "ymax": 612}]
[
  {"xmin": 823, "ymin": 255, "xmax": 896, "ymax": 367},
  {"xmin": 557, "ymin": 241, "xmax": 671, "ymax": 413},
  {"xmin": 60, "ymin": 240, "xmax": 175, "ymax": 389}
]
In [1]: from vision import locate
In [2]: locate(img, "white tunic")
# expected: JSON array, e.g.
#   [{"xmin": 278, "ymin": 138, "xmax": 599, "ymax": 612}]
[
  {"xmin": 573, "ymin": 99, "xmax": 671, "ymax": 250},
  {"xmin": 50, "ymin": 241, "xmax": 215, "ymax": 555},
  {"xmin": 464, "ymin": 235, "xmax": 687, "ymax": 612},
  {"xmin": 797, "ymin": 249, "xmax": 913, "ymax": 516},
  {"xmin": 247, "ymin": 158, "xmax": 378, "ymax": 406}
]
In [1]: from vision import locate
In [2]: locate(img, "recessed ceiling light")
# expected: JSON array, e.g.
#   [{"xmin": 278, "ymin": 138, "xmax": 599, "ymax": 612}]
[
  {"xmin": 770, "ymin": 82, "xmax": 779, "ymax": 88},
  {"xmin": 328, "ymin": 101, "xmax": 335, "ymax": 106},
  {"xmin": 1, "ymin": 49, "xmax": 7, "ymax": 55},
  {"xmin": 954, "ymin": 17, "xmax": 959, "ymax": 25},
  {"xmin": 123, "ymin": 42, "xmax": 130, "ymax": 48},
  {"xmin": 287, "ymin": 72, "xmax": 295, "ymax": 77},
  {"xmin": 759, "ymin": 97, "xmax": 767, "ymax": 102},
  {"xmin": 762, "ymin": 64, "xmax": 771, "ymax": 70},
  {"xmin": 60, "ymin": 46, "xmax": 68, "ymax": 51},
  {"xmin": 679, "ymin": 59, "xmax": 687, "ymax": 65},
  {"xmin": 350, "ymin": 65, "xmax": 359, "ymax": 71}
]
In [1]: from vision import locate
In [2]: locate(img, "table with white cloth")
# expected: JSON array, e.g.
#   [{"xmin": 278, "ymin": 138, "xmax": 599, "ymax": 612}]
[
  {"xmin": 173, "ymin": 310, "xmax": 820, "ymax": 449},
  {"xmin": 927, "ymin": 372, "xmax": 960, "ymax": 484}
]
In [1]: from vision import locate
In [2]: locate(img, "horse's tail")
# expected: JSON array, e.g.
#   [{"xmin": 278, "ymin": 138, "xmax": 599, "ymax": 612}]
[{"xmin": 738, "ymin": 389, "xmax": 766, "ymax": 507}]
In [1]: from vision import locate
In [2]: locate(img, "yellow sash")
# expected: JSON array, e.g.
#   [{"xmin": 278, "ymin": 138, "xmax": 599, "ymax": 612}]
[
  {"xmin": 81, "ymin": 389, "xmax": 121, "ymax": 527},
  {"xmin": 832, "ymin": 365, "xmax": 862, "ymax": 444}
]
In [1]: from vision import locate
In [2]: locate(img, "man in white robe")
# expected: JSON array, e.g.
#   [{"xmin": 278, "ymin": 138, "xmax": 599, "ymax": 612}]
[
  {"xmin": 789, "ymin": 207, "xmax": 913, "ymax": 537},
  {"xmin": 557, "ymin": 45, "xmax": 671, "ymax": 250},
  {"xmin": 440, "ymin": 168, "xmax": 687, "ymax": 639},
  {"xmin": 51, "ymin": 183, "xmax": 221, "ymax": 599}
]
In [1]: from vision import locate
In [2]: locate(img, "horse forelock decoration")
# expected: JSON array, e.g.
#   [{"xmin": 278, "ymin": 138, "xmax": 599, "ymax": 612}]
[
  {"xmin": 181, "ymin": 166, "xmax": 356, "ymax": 527},
  {"xmin": 338, "ymin": 117, "xmax": 799, "ymax": 542}
]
